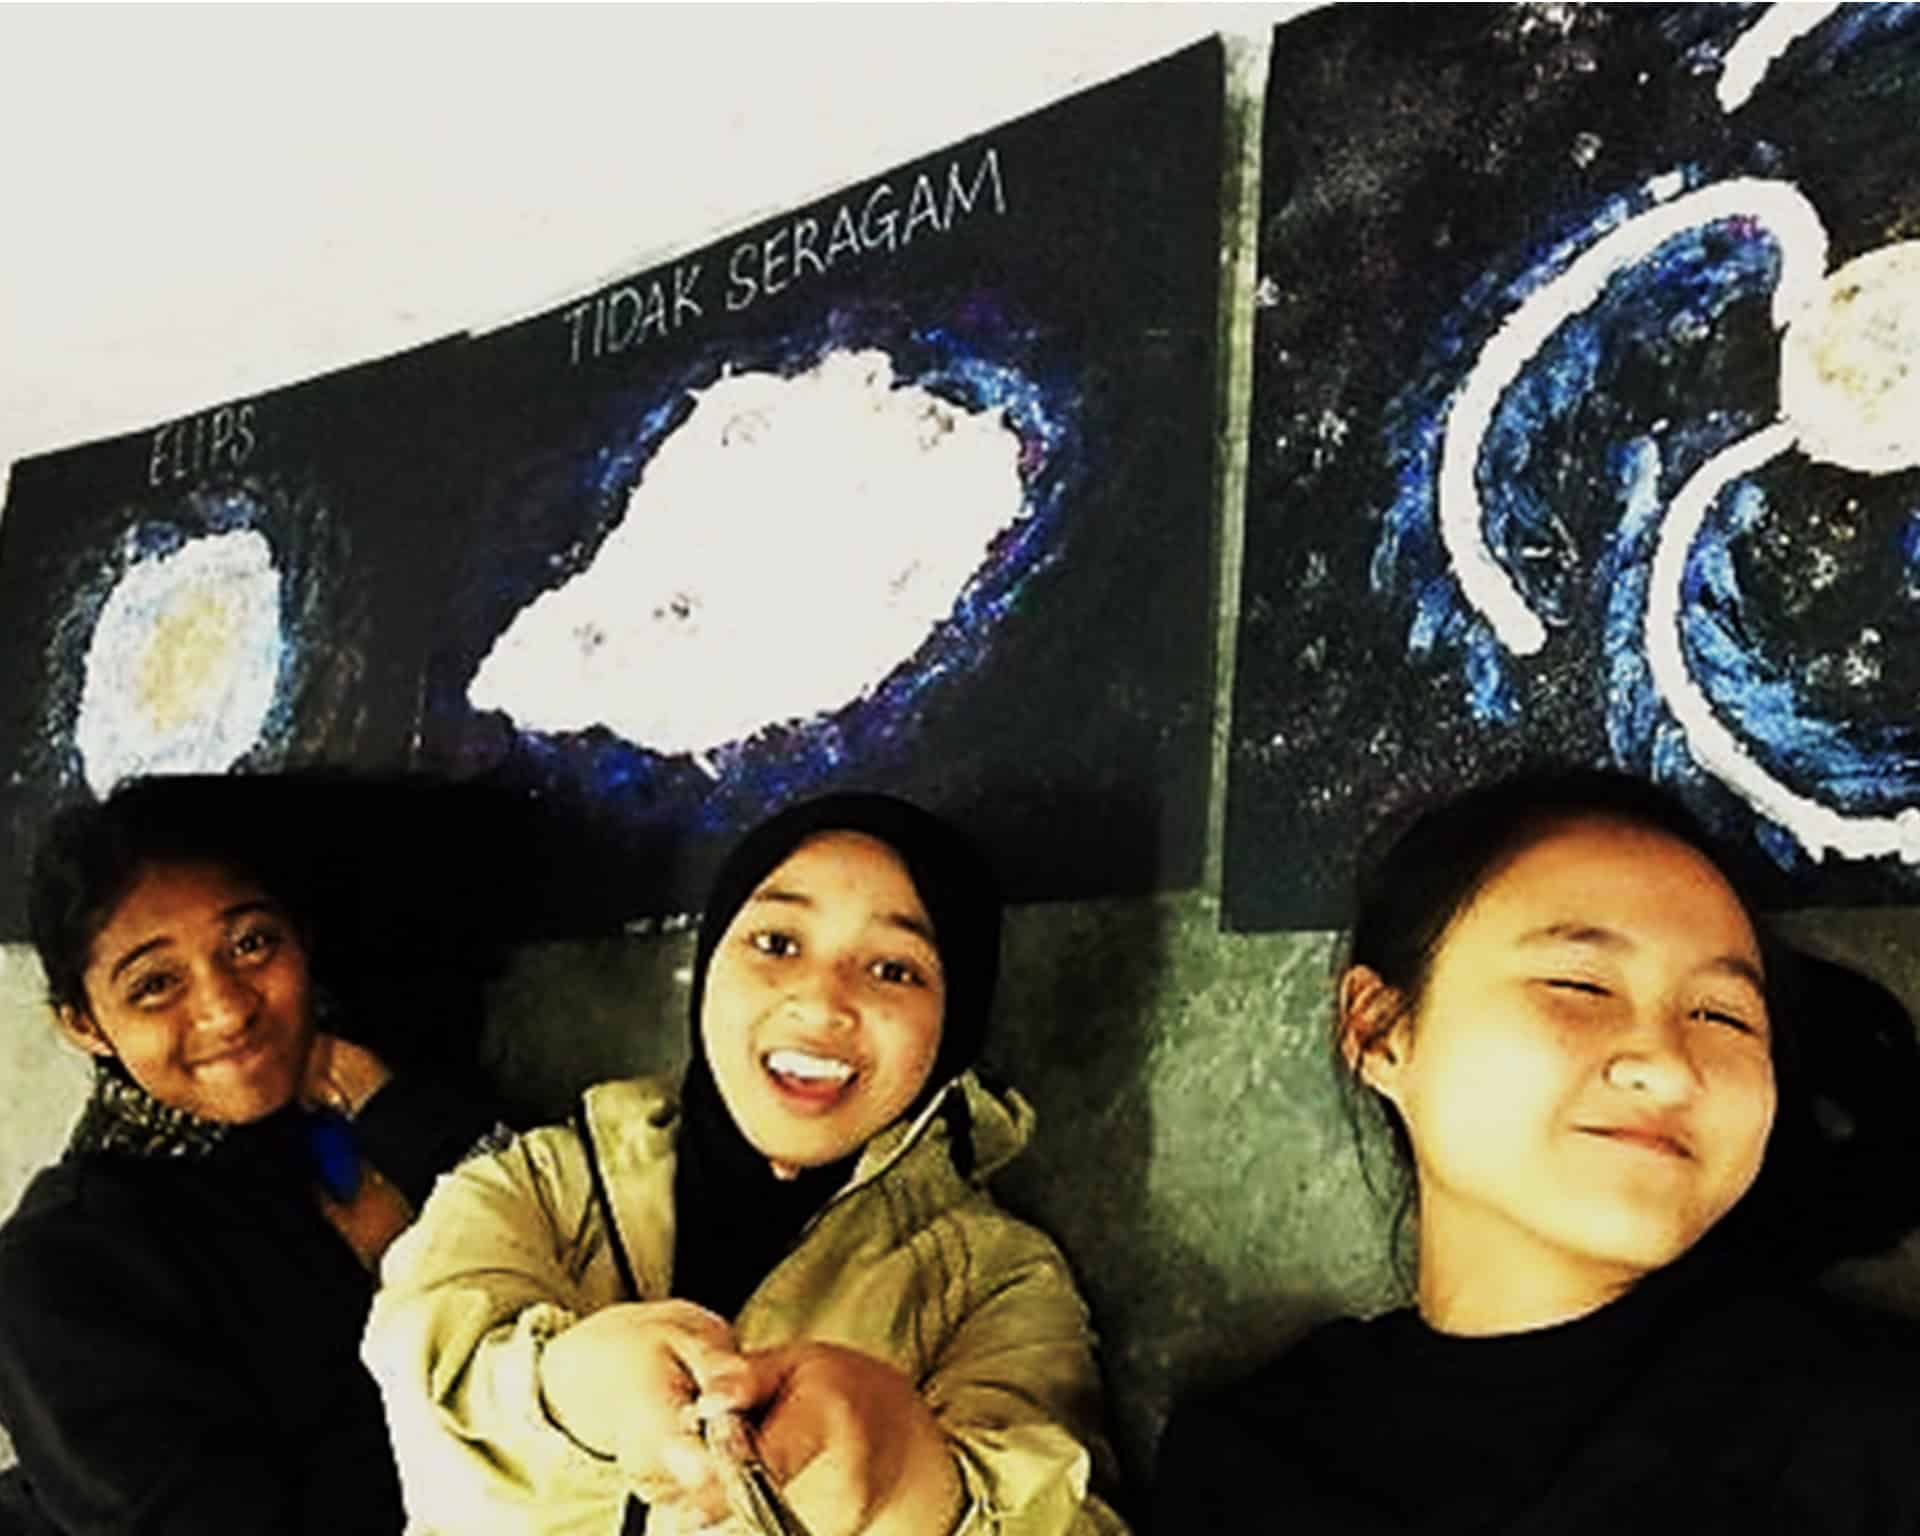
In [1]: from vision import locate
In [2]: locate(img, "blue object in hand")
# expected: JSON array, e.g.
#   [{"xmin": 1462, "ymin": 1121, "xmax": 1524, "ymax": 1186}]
[{"xmin": 302, "ymin": 1108, "xmax": 362, "ymax": 1202}]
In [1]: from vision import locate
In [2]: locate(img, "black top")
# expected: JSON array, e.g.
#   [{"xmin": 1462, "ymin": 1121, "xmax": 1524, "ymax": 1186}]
[
  {"xmin": 1155, "ymin": 1253, "xmax": 1920, "ymax": 1535},
  {"xmin": 0, "ymin": 1075, "xmax": 498, "ymax": 1535}
]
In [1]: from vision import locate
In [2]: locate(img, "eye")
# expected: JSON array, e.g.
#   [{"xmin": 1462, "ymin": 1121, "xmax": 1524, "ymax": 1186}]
[
  {"xmin": 124, "ymin": 969, "xmax": 180, "ymax": 1007},
  {"xmin": 1692, "ymin": 1004, "xmax": 1761, "ymax": 1036},
  {"xmin": 869, "ymin": 957, "xmax": 926, "ymax": 987},
  {"xmin": 1544, "ymin": 978, "xmax": 1609, "ymax": 998},
  {"xmin": 230, "ymin": 922, "xmax": 283, "ymax": 965},
  {"xmin": 749, "ymin": 930, "xmax": 799, "ymax": 959}
]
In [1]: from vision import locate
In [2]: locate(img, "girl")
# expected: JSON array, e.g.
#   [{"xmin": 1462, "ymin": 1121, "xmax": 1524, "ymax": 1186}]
[
  {"xmin": 365, "ymin": 792, "xmax": 1126, "ymax": 1536},
  {"xmin": 0, "ymin": 776, "xmax": 502, "ymax": 1534},
  {"xmin": 1156, "ymin": 767, "xmax": 1920, "ymax": 1534}
]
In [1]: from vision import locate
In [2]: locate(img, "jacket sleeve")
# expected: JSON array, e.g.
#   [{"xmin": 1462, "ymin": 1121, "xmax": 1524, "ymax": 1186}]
[
  {"xmin": 919, "ymin": 1215, "xmax": 1132, "ymax": 1536},
  {"xmin": 0, "ymin": 1195, "xmax": 395, "ymax": 1536},
  {"xmin": 361, "ymin": 1126, "xmax": 632, "ymax": 1534}
]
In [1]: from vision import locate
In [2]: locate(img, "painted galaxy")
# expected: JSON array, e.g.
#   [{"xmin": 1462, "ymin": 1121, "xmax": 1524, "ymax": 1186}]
[
  {"xmin": 0, "ymin": 343, "xmax": 467, "ymax": 934},
  {"xmin": 427, "ymin": 40, "xmax": 1221, "ymax": 930},
  {"xmin": 1226, "ymin": 3, "xmax": 1920, "ymax": 930}
]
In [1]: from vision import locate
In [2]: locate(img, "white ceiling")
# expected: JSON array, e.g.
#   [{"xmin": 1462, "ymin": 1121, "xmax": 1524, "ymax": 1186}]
[{"xmin": 0, "ymin": 3, "xmax": 1313, "ymax": 503}]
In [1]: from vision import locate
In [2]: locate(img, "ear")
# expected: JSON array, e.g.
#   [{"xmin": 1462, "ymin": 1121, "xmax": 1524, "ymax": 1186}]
[
  {"xmin": 54, "ymin": 1004, "xmax": 113, "ymax": 1058},
  {"xmin": 1338, "ymin": 965, "xmax": 1409, "ymax": 1102}
]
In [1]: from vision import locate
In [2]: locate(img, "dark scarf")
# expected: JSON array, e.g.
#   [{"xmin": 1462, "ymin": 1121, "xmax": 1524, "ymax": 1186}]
[
  {"xmin": 65, "ymin": 1056, "xmax": 363, "ymax": 1200},
  {"xmin": 670, "ymin": 793, "xmax": 1002, "ymax": 1318},
  {"xmin": 66, "ymin": 1058, "xmax": 230, "ymax": 1160}
]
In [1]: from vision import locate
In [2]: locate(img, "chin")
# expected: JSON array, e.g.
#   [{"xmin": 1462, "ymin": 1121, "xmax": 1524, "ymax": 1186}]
[{"xmin": 1556, "ymin": 1204, "xmax": 1709, "ymax": 1278}]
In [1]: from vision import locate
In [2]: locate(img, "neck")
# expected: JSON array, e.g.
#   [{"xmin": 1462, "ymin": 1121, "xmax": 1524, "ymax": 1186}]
[{"xmin": 1414, "ymin": 1197, "xmax": 1641, "ymax": 1337}]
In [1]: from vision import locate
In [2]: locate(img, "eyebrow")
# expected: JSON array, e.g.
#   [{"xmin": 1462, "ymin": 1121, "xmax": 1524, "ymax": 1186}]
[
  {"xmin": 104, "ymin": 900, "xmax": 279, "ymax": 983},
  {"xmin": 1515, "ymin": 922, "xmax": 1765, "ymax": 991},
  {"xmin": 745, "ymin": 888, "xmax": 940, "ymax": 947}
]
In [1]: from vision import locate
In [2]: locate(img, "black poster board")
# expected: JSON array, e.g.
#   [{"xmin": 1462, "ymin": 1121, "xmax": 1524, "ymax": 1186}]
[
  {"xmin": 1225, "ymin": 4, "xmax": 1920, "ymax": 930},
  {"xmin": 425, "ymin": 39, "xmax": 1223, "ymax": 930},
  {"xmin": 0, "ymin": 342, "xmax": 469, "ymax": 934}
]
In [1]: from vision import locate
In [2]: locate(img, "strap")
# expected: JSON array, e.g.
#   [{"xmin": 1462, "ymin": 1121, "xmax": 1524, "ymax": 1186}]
[{"xmin": 571, "ymin": 1095, "xmax": 640, "ymax": 1302}]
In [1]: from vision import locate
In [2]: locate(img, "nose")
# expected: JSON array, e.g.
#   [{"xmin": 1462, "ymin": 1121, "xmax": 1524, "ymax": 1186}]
[
  {"xmin": 194, "ymin": 962, "xmax": 261, "ymax": 1040},
  {"xmin": 1601, "ymin": 1008, "xmax": 1702, "ymax": 1103},
  {"xmin": 778, "ymin": 961, "xmax": 858, "ymax": 1031}
]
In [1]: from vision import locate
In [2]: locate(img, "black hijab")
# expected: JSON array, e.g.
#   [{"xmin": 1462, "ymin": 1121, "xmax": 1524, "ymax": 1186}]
[{"xmin": 671, "ymin": 793, "xmax": 1002, "ymax": 1317}]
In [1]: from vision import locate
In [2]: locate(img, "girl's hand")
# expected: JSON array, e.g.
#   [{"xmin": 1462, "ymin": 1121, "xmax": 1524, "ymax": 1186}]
[
  {"xmin": 537, "ymin": 1300, "xmax": 745, "ymax": 1520},
  {"xmin": 299, "ymin": 1032, "xmax": 393, "ymax": 1118},
  {"xmin": 705, "ymin": 1342, "xmax": 964, "ymax": 1536}
]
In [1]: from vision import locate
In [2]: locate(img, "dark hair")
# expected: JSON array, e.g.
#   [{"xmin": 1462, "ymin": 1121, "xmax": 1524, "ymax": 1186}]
[
  {"xmin": 1747, "ymin": 947, "xmax": 1920, "ymax": 1274},
  {"xmin": 28, "ymin": 776, "xmax": 305, "ymax": 1018},
  {"xmin": 1336, "ymin": 765, "xmax": 1786, "ymax": 1268}
]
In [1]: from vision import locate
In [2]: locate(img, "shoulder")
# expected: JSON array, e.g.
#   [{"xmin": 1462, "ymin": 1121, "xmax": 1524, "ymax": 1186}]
[
  {"xmin": 945, "ymin": 1189, "xmax": 1084, "ymax": 1299},
  {"xmin": 1163, "ymin": 1312, "xmax": 1386, "ymax": 1443},
  {"xmin": 580, "ymin": 1074, "xmax": 679, "ymax": 1151},
  {"xmin": 1695, "ymin": 1284, "xmax": 1920, "ymax": 1392},
  {"xmin": 409, "ymin": 1076, "xmax": 676, "ymax": 1231},
  {"xmin": 0, "ymin": 1157, "xmax": 213, "ymax": 1355},
  {"xmin": 0, "ymin": 1156, "xmax": 169, "ymax": 1272}
]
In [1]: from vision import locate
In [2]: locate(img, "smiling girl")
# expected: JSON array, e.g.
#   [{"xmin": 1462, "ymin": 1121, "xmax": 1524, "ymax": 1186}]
[
  {"xmin": 365, "ymin": 793, "xmax": 1125, "ymax": 1536},
  {"xmin": 1156, "ymin": 767, "xmax": 1920, "ymax": 1534},
  {"xmin": 0, "ymin": 777, "xmax": 502, "ymax": 1534}
]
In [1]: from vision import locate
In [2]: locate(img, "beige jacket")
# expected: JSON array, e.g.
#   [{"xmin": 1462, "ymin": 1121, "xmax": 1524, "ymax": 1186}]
[{"xmin": 363, "ymin": 1072, "xmax": 1128, "ymax": 1536}]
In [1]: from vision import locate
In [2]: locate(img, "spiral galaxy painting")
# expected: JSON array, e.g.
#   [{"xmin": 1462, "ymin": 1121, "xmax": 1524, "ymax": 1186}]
[{"xmin": 1226, "ymin": 3, "xmax": 1920, "ymax": 929}]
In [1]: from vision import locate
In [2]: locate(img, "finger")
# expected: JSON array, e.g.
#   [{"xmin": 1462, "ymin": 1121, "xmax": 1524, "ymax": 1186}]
[
  {"xmin": 652, "ymin": 1300, "xmax": 738, "ymax": 1349},
  {"xmin": 653, "ymin": 1444, "xmax": 732, "ymax": 1529},
  {"xmin": 659, "ymin": 1428, "xmax": 721, "ymax": 1493},
  {"xmin": 691, "ymin": 1344, "xmax": 793, "ymax": 1414},
  {"xmin": 648, "ymin": 1493, "xmax": 736, "ymax": 1536},
  {"xmin": 674, "ymin": 1337, "xmax": 756, "ymax": 1402}
]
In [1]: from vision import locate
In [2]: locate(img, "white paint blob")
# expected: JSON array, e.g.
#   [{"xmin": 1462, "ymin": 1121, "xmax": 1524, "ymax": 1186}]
[
  {"xmin": 75, "ymin": 529, "xmax": 284, "ymax": 798},
  {"xmin": 469, "ymin": 348, "xmax": 1027, "ymax": 758},
  {"xmin": 1440, "ymin": 177, "xmax": 1828, "ymax": 656},
  {"xmin": 1442, "ymin": 156, "xmax": 1920, "ymax": 862},
  {"xmin": 1780, "ymin": 241, "xmax": 1920, "ymax": 474},
  {"xmin": 1717, "ymin": 3, "xmax": 1842, "ymax": 114}
]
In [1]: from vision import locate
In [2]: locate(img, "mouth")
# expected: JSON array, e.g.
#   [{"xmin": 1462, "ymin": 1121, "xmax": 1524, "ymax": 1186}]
[
  {"xmin": 760, "ymin": 1047, "xmax": 860, "ymax": 1112},
  {"xmin": 1578, "ymin": 1125, "xmax": 1693, "ymax": 1160},
  {"xmin": 191, "ymin": 1034, "xmax": 272, "ymax": 1073}
]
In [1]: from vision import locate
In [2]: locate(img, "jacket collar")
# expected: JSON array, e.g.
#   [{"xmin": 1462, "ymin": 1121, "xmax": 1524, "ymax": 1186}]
[
  {"xmin": 580, "ymin": 1069, "xmax": 1034, "ymax": 1299},
  {"xmin": 849, "ymin": 1070, "xmax": 1035, "ymax": 1189}
]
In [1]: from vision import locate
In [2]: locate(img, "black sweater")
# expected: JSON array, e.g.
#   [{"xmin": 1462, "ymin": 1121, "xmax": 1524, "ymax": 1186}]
[
  {"xmin": 0, "ymin": 1076, "xmax": 496, "ymax": 1535},
  {"xmin": 1155, "ymin": 1255, "xmax": 1920, "ymax": 1535}
]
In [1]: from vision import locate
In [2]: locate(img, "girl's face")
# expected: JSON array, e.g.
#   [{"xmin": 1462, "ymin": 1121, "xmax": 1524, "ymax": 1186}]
[
  {"xmin": 57, "ymin": 860, "xmax": 317, "ymax": 1124},
  {"xmin": 702, "ymin": 830, "xmax": 947, "ymax": 1174},
  {"xmin": 1353, "ymin": 815, "xmax": 1776, "ymax": 1318}
]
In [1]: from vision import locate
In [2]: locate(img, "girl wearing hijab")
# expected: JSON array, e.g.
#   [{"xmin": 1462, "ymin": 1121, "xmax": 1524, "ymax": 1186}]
[{"xmin": 365, "ymin": 793, "xmax": 1126, "ymax": 1536}]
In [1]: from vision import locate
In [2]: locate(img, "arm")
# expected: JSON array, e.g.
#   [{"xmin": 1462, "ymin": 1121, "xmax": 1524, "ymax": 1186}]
[
  {"xmin": 0, "ymin": 1199, "xmax": 392, "ymax": 1535},
  {"xmin": 362, "ymin": 1126, "xmax": 740, "ymax": 1531},
  {"xmin": 362, "ymin": 1131, "xmax": 630, "ymax": 1530},
  {"xmin": 719, "ymin": 1222, "xmax": 1127, "ymax": 1536},
  {"xmin": 915, "ymin": 1229, "xmax": 1129, "ymax": 1536}
]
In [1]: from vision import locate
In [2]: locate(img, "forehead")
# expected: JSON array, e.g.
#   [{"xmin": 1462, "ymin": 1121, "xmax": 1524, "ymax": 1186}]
[
  {"xmin": 1456, "ymin": 815, "xmax": 1759, "ymax": 958},
  {"xmin": 89, "ymin": 860, "xmax": 271, "ymax": 959},
  {"xmin": 753, "ymin": 830, "xmax": 925, "ymax": 909}
]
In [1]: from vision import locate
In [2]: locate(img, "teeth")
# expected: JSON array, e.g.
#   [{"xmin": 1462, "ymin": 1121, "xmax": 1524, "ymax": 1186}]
[{"xmin": 765, "ymin": 1049, "xmax": 855, "ymax": 1083}]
